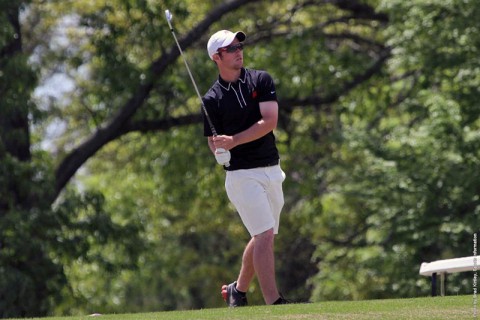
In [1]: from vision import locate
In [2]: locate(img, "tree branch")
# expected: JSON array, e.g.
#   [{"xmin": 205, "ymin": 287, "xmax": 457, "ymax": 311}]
[
  {"xmin": 331, "ymin": 0, "xmax": 389, "ymax": 22},
  {"xmin": 53, "ymin": 0, "xmax": 259, "ymax": 201},
  {"xmin": 279, "ymin": 48, "xmax": 391, "ymax": 111},
  {"xmin": 53, "ymin": 0, "xmax": 388, "ymax": 202},
  {"xmin": 115, "ymin": 47, "xmax": 390, "ymax": 137}
]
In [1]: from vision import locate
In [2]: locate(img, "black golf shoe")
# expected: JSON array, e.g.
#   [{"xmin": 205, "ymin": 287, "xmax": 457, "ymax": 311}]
[
  {"xmin": 221, "ymin": 281, "xmax": 248, "ymax": 307},
  {"xmin": 273, "ymin": 294, "xmax": 291, "ymax": 305}
]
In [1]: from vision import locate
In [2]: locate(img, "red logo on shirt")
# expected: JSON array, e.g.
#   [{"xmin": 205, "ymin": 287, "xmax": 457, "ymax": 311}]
[{"xmin": 252, "ymin": 90, "xmax": 257, "ymax": 99}]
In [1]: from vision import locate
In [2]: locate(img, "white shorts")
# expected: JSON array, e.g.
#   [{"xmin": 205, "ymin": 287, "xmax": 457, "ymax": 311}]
[{"xmin": 225, "ymin": 165, "xmax": 286, "ymax": 237}]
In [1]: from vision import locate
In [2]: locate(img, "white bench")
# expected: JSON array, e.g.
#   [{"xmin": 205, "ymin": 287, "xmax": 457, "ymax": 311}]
[{"xmin": 419, "ymin": 256, "xmax": 478, "ymax": 296}]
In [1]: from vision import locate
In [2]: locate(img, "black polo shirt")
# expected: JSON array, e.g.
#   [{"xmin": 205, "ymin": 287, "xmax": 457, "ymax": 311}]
[{"xmin": 202, "ymin": 68, "xmax": 279, "ymax": 170}]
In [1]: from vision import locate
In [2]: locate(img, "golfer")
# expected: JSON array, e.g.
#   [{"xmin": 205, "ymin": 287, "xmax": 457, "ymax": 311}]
[{"xmin": 202, "ymin": 29, "xmax": 289, "ymax": 306}]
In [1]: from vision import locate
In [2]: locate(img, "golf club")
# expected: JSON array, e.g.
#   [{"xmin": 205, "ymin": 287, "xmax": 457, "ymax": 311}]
[{"xmin": 164, "ymin": 9, "xmax": 229, "ymax": 167}]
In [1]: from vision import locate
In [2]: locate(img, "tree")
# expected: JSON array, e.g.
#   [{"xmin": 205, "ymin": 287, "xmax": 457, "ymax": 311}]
[
  {"xmin": 0, "ymin": 0, "xmax": 142, "ymax": 316},
  {"xmin": 307, "ymin": 0, "xmax": 480, "ymax": 300},
  {"xmin": 22, "ymin": 0, "xmax": 385, "ymax": 314},
  {"xmin": 36, "ymin": 0, "xmax": 387, "ymax": 313},
  {"xmin": 1, "ymin": 0, "xmax": 394, "ymax": 315},
  {"xmin": 6, "ymin": 0, "xmax": 478, "ymax": 316},
  {"xmin": 0, "ymin": 1, "xmax": 60, "ymax": 317}
]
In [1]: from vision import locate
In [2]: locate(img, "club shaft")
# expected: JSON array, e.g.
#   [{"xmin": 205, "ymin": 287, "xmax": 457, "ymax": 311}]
[
  {"xmin": 165, "ymin": 11, "xmax": 230, "ymax": 167},
  {"xmin": 166, "ymin": 21, "xmax": 217, "ymax": 137}
]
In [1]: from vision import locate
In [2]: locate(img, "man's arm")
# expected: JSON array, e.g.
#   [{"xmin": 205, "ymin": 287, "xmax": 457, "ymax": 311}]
[{"xmin": 213, "ymin": 100, "xmax": 278, "ymax": 150}]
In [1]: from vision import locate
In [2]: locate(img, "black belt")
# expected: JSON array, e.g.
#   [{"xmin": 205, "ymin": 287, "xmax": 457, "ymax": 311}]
[
  {"xmin": 225, "ymin": 159, "xmax": 279, "ymax": 171},
  {"xmin": 264, "ymin": 159, "xmax": 279, "ymax": 167}
]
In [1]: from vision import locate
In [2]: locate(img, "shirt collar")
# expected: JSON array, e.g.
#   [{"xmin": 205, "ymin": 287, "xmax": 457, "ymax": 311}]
[{"xmin": 217, "ymin": 68, "xmax": 246, "ymax": 90}]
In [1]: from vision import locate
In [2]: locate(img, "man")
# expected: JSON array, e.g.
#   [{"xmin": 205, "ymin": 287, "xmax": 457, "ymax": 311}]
[{"xmin": 202, "ymin": 29, "xmax": 289, "ymax": 306}]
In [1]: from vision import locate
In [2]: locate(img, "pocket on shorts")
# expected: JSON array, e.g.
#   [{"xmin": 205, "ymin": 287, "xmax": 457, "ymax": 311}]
[
  {"xmin": 225, "ymin": 170, "xmax": 244, "ymax": 205},
  {"xmin": 270, "ymin": 166, "xmax": 286, "ymax": 183},
  {"xmin": 225, "ymin": 171, "xmax": 234, "ymax": 195}
]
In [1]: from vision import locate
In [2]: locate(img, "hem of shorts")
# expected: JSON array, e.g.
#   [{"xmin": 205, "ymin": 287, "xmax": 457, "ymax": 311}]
[{"xmin": 249, "ymin": 223, "xmax": 276, "ymax": 237}]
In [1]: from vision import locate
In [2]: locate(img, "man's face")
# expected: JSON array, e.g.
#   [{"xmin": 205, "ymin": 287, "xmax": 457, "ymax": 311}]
[{"xmin": 215, "ymin": 38, "xmax": 244, "ymax": 70}]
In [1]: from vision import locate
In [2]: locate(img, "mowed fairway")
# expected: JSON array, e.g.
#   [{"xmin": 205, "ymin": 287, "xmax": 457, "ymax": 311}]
[{"xmin": 7, "ymin": 295, "xmax": 474, "ymax": 320}]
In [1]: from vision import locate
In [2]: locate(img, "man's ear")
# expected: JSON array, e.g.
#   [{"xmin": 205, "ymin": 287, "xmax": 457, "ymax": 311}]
[{"xmin": 212, "ymin": 53, "xmax": 222, "ymax": 63}]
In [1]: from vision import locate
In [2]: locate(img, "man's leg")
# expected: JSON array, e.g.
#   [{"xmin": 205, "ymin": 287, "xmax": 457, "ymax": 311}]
[
  {"xmin": 221, "ymin": 238, "xmax": 254, "ymax": 307},
  {"xmin": 224, "ymin": 168, "xmax": 287, "ymax": 305},
  {"xmin": 236, "ymin": 237, "xmax": 255, "ymax": 292},
  {"xmin": 253, "ymin": 228, "xmax": 280, "ymax": 304}
]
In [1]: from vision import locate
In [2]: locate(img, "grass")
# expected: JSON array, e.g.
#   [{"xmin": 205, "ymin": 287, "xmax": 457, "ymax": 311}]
[{"xmin": 7, "ymin": 295, "xmax": 476, "ymax": 320}]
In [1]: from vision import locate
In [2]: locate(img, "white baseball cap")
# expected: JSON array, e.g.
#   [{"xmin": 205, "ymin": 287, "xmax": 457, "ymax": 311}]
[{"xmin": 207, "ymin": 30, "xmax": 246, "ymax": 60}]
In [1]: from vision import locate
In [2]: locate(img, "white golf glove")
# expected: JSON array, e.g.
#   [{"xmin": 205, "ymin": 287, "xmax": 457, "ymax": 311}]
[{"xmin": 215, "ymin": 148, "xmax": 231, "ymax": 167}]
